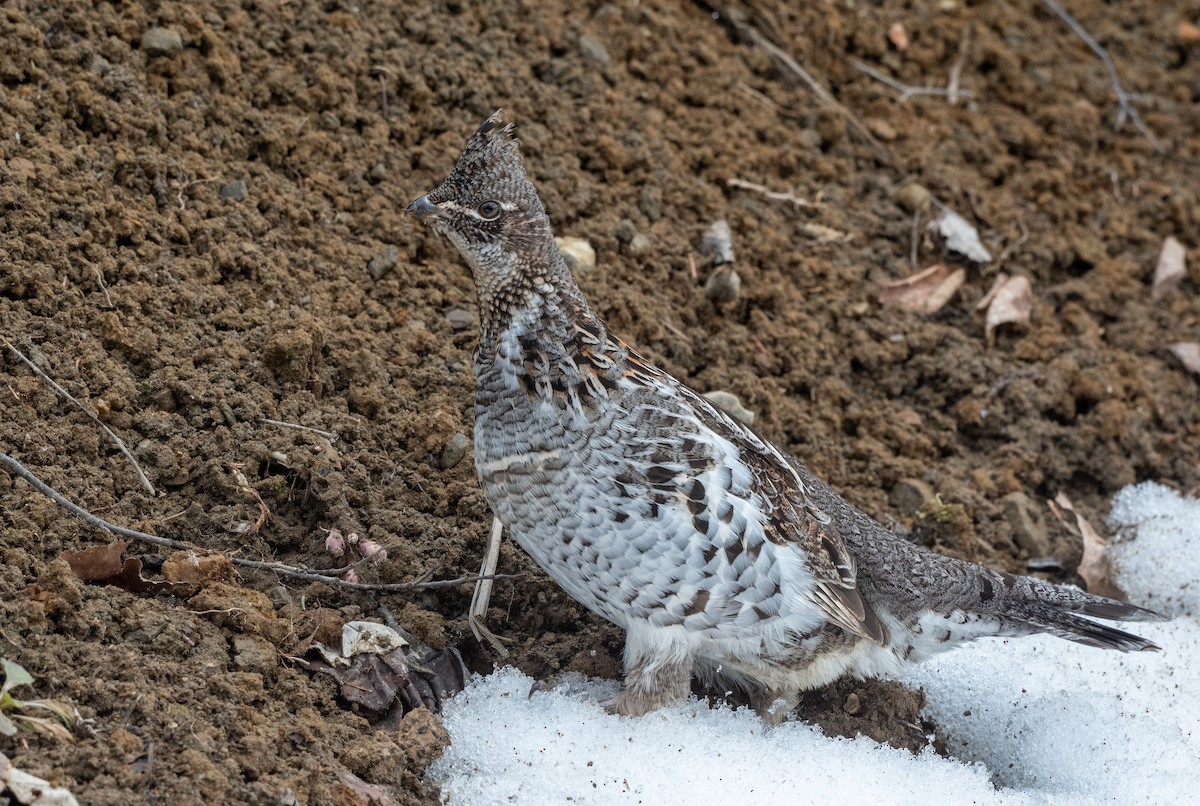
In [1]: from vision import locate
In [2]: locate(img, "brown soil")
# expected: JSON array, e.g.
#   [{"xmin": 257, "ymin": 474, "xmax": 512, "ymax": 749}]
[{"xmin": 2, "ymin": 0, "xmax": 1197, "ymax": 802}]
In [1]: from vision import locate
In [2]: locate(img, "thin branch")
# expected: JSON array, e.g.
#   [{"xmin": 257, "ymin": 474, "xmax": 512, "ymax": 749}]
[
  {"xmin": 910, "ymin": 210, "xmax": 922, "ymax": 269},
  {"xmin": 90, "ymin": 266, "xmax": 115, "ymax": 309},
  {"xmin": 727, "ymin": 178, "xmax": 819, "ymax": 210},
  {"xmin": 260, "ymin": 418, "xmax": 340, "ymax": 442},
  {"xmin": 0, "ymin": 451, "xmax": 518, "ymax": 593},
  {"xmin": 469, "ymin": 517, "xmax": 511, "ymax": 656},
  {"xmin": 4, "ymin": 339, "xmax": 156, "ymax": 496},
  {"xmin": 705, "ymin": 4, "xmax": 891, "ymax": 164},
  {"xmin": 848, "ymin": 59, "xmax": 974, "ymax": 103},
  {"xmin": 1039, "ymin": 0, "xmax": 1166, "ymax": 154},
  {"xmin": 947, "ymin": 24, "xmax": 972, "ymax": 106}
]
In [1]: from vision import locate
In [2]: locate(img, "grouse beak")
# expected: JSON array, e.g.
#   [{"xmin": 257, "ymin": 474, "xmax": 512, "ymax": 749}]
[{"xmin": 406, "ymin": 194, "xmax": 443, "ymax": 222}]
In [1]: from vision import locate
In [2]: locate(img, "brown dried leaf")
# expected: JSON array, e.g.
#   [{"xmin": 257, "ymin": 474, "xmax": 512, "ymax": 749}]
[
  {"xmin": 879, "ymin": 263, "xmax": 965, "ymax": 314},
  {"xmin": 1049, "ymin": 493, "xmax": 1125, "ymax": 600},
  {"xmin": 60, "ymin": 541, "xmax": 179, "ymax": 595},
  {"xmin": 61, "ymin": 540, "xmax": 128, "ymax": 581},
  {"xmin": 978, "ymin": 274, "xmax": 1032, "ymax": 346},
  {"xmin": 1152, "ymin": 236, "xmax": 1186, "ymax": 301},
  {"xmin": 888, "ymin": 22, "xmax": 909, "ymax": 51},
  {"xmin": 1168, "ymin": 342, "xmax": 1200, "ymax": 376},
  {"xmin": 334, "ymin": 770, "xmax": 396, "ymax": 806}
]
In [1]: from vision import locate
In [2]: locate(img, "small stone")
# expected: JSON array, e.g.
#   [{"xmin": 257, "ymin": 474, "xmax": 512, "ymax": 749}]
[
  {"xmin": 890, "ymin": 478, "xmax": 934, "ymax": 516},
  {"xmin": 638, "ymin": 186, "xmax": 663, "ymax": 221},
  {"xmin": 797, "ymin": 128, "xmax": 822, "ymax": 150},
  {"xmin": 89, "ymin": 55, "xmax": 112, "ymax": 76},
  {"xmin": 1002, "ymin": 492, "xmax": 1050, "ymax": 556},
  {"xmin": 1178, "ymin": 21, "xmax": 1200, "ymax": 44},
  {"xmin": 219, "ymin": 180, "xmax": 247, "ymax": 201},
  {"xmin": 556, "ymin": 236, "xmax": 596, "ymax": 273},
  {"xmin": 368, "ymin": 162, "xmax": 387, "ymax": 183},
  {"xmin": 445, "ymin": 309, "xmax": 473, "ymax": 331},
  {"xmin": 896, "ymin": 183, "xmax": 932, "ymax": 214},
  {"xmin": 703, "ymin": 390, "xmax": 754, "ymax": 425},
  {"xmin": 705, "ymin": 265, "xmax": 741, "ymax": 304},
  {"xmin": 141, "ymin": 27, "xmax": 183, "ymax": 57},
  {"xmin": 440, "ymin": 433, "xmax": 470, "ymax": 469},
  {"xmin": 615, "ymin": 219, "xmax": 638, "ymax": 245},
  {"xmin": 628, "ymin": 233, "xmax": 651, "ymax": 256},
  {"xmin": 578, "ymin": 34, "xmax": 611, "ymax": 67},
  {"xmin": 843, "ymin": 692, "xmax": 862, "ymax": 715},
  {"xmin": 866, "ymin": 118, "xmax": 898, "ymax": 142},
  {"xmin": 367, "ymin": 245, "xmax": 400, "ymax": 280}
]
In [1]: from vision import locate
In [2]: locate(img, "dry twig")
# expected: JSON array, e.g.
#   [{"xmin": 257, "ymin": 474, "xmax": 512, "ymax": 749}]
[
  {"xmin": 705, "ymin": 4, "xmax": 891, "ymax": 164},
  {"xmin": 3, "ymin": 339, "xmax": 157, "ymax": 496},
  {"xmin": 261, "ymin": 417, "xmax": 340, "ymax": 442},
  {"xmin": 727, "ymin": 178, "xmax": 819, "ymax": 210},
  {"xmin": 1039, "ymin": 0, "xmax": 1166, "ymax": 154},
  {"xmin": 469, "ymin": 517, "xmax": 511, "ymax": 656},
  {"xmin": 849, "ymin": 59, "xmax": 975, "ymax": 103},
  {"xmin": 0, "ymin": 451, "xmax": 516, "ymax": 593},
  {"xmin": 947, "ymin": 24, "xmax": 972, "ymax": 106}
]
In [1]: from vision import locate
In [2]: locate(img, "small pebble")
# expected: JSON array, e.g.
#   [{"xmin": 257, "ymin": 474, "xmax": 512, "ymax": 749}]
[
  {"xmin": 368, "ymin": 245, "xmax": 400, "ymax": 280},
  {"xmin": 843, "ymin": 692, "xmax": 862, "ymax": 715},
  {"xmin": 896, "ymin": 183, "xmax": 932, "ymax": 215},
  {"xmin": 368, "ymin": 162, "xmax": 387, "ymax": 183},
  {"xmin": 615, "ymin": 219, "xmax": 637, "ymax": 248},
  {"xmin": 556, "ymin": 236, "xmax": 596, "ymax": 273},
  {"xmin": 141, "ymin": 27, "xmax": 183, "ymax": 57},
  {"xmin": 705, "ymin": 265, "xmax": 741, "ymax": 304},
  {"xmin": 628, "ymin": 232, "xmax": 651, "ymax": 256},
  {"xmin": 703, "ymin": 390, "xmax": 754, "ymax": 425},
  {"xmin": 440, "ymin": 433, "xmax": 470, "ymax": 469},
  {"xmin": 445, "ymin": 309, "xmax": 473, "ymax": 331},
  {"xmin": 219, "ymin": 180, "xmax": 247, "ymax": 201},
  {"xmin": 866, "ymin": 118, "xmax": 898, "ymax": 142},
  {"xmin": 889, "ymin": 478, "xmax": 934, "ymax": 515},
  {"xmin": 578, "ymin": 34, "xmax": 611, "ymax": 67},
  {"xmin": 796, "ymin": 128, "xmax": 822, "ymax": 150}
]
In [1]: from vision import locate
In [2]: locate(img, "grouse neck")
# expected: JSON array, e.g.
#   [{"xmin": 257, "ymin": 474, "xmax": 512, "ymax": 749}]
[{"xmin": 476, "ymin": 254, "xmax": 598, "ymax": 354}]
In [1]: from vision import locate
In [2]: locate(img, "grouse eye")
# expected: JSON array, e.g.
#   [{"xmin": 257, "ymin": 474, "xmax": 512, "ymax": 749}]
[{"xmin": 477, "ymin": 200, "xmax": 502, "ymax": 220}]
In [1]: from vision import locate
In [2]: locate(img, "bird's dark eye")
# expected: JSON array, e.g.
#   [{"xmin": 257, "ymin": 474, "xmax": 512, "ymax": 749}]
[{"xmin": 477, "ymin": 200, "xmax": 501, "ymax": 220}]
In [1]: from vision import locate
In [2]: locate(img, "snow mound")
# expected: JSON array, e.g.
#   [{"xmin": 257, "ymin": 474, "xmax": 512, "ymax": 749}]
[
  {"xmin": 430, "ymin": 482, "xmax": 1200, "ymax": 804},
  {"xmin": 1108, "ymin": 481, "xmax": 1200, "ymax": 617}
]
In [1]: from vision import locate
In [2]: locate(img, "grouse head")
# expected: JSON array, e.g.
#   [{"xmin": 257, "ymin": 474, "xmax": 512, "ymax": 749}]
[{"xmin": 407, "ymin": 110, "xmax": 566, "ymax": 325}]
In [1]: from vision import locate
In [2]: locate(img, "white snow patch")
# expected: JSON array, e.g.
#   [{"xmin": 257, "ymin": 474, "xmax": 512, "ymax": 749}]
[
  {"xmin": 430, "ymin": 483, "xmax": 1200, "ymax": 805},
  {"xmin": 1108, "ymin": 481, "xmax": 1200, "ymax": 617}
]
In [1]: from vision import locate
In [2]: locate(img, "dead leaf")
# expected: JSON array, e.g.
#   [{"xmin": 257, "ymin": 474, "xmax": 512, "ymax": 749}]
[
  {"xmin": 0, "ymin": 751, "xmax": 80, "ymax": 806},
  {"xmin": 1168, "ymin": 342, "xmax": 1200, "ymax": 376},
  {"xmin": 61, "ymin": 541, "xmax": 180, "ymax": 595},
  {"xmin": 930, "ymin": 208, "xmax": 992, "ymax": 263},
  {"xmin": 1048, "ymin": 493, "xmax": 1125, "ymax": 600},
  {"xmin": 1178, "ymin": 21, "xmax": 1200, "ymax": 44},
  {"xmin": 1152, "ymin": 236, "xmax": 1186, "ymax": 301},
  {"xmin": 888, "ymin": 22, "xmax": 909, "ymax": 51},
  {"xmin": 61, "ymin": 540, "xmax": 128, "ymax": 581},
  {"xmin": 977, "ymin": 273, "xmax": 1033, "ymax": 346},
  {"xmin": 879, "ymin": 263, "xmax": 965, "ymax": 313},
  {"xmin": 334, "ymin": 770, "xmax": 395, "ymax": 805},
  {"xmin": 294, "ymin": 621, "xmax": 468, "ymax": 717}
]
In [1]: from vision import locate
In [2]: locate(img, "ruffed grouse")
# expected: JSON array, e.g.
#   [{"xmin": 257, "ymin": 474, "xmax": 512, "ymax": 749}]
[{"xmin": 406, "ymin": 111, "xmax": 1162, "ymax": 720}]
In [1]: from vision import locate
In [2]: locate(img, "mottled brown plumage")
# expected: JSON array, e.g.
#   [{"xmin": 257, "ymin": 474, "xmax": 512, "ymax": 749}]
[{"xmin": 406, "ymin": 111, "xmax": 1164, "ymax": 721}]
